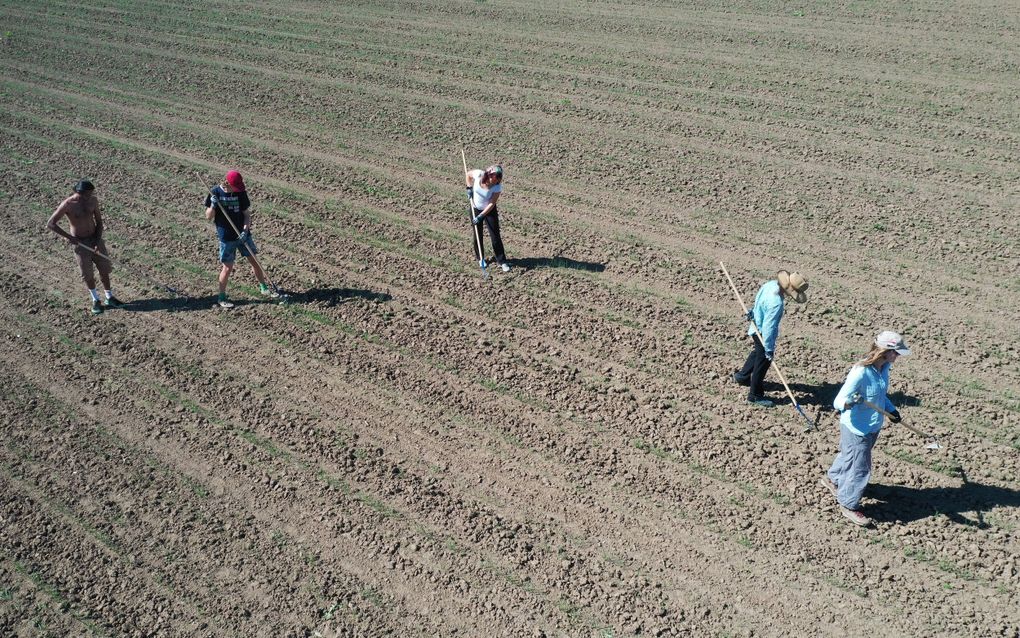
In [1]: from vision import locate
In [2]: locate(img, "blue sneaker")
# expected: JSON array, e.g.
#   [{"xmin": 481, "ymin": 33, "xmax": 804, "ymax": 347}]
[{"xmin": 749, "ymin": 396, "xmax": 774, "ymax": 408}]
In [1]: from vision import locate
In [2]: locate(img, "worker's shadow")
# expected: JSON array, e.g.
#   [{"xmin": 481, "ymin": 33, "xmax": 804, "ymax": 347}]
[
  {"xmin": 120, "ymin": 295, "xmax": 266, "ymax": 312},
  {"xmin": 293, "ymin": 287, "xmax": 393, "ymax": 307},
  {"xmin": 773, "ymin": 381, "xmax": 842, "ymax": 409},
  {"xmin": 867, "ymin": 471, "xmax": 1020, "ymax": 527},
  {"xmin": 513, "ymin": 257, "xmax": 606, "ymax": 273},
  {"xmin": 770, "ymin": 382, "xmax": 922, "ymax": 411},
  {"xmin": 121, "ymin": 288, "xmax": 391, "ymax": 312}
]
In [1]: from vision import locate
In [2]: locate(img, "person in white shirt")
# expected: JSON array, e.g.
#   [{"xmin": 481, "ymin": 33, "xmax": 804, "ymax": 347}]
[{"xmin": 465, "ymin": 165, "xmax": 510, "ymax": 272}]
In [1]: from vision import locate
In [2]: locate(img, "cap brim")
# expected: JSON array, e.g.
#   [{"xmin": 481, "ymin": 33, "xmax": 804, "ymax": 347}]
[{"xmin": 894, "ymin": 346, "xmax": 911, "ymax": 355}]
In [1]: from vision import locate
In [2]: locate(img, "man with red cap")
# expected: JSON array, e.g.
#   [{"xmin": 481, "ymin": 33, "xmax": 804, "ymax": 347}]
[
  {"xmin": 204, "ymin": 170, "xmax": 276, "ymax": 308},
  {"xmin": 46, "ymin": 179, "xmax": 125, "ymax": 315}
]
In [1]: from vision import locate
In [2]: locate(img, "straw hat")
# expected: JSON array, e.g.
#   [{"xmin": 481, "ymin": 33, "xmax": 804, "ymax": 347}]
[{"xmin": 777, "ymin": 270, "xmax": 808, "ymax": 303}]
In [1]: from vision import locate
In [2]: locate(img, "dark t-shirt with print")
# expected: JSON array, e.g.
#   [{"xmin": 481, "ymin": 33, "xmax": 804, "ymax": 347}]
[{"xmin": 204, "ymin": 186, "xmax": 250, "ymax": 241}]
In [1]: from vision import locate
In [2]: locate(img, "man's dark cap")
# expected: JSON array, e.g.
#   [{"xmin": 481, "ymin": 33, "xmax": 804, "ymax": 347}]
[{"xmin": 74, "ymin": 179, "xmax": 95, "ymax": 193}]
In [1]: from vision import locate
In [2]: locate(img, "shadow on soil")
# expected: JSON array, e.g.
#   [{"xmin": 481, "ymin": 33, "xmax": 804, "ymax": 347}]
[
  {"xmin": 867, "ymin": 471, "xmax": 1020, "ymax": 527},
  {"xmin": 766, "ymin": 381, "xmax": 922, "ymax": 411},
  {"xmin": 513, "ymin": 256, "xmax": 606, "ymax": 273},
  {"xmin": 120, "ymin": 294, "xmax": 265, "ymax": 312},
  {"xmin": 292, "ymin": 287, "xmax": 393, "ymax": 307},
  {"xmin": 119, "ymin": 288, "xmax": 392, "ymax": 312}
]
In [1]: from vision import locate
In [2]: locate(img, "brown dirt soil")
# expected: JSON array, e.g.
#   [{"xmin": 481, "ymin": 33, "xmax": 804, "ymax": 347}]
[{"xmin": 1, "ymin": 1, "xmax": 1019, "ymax": 637}]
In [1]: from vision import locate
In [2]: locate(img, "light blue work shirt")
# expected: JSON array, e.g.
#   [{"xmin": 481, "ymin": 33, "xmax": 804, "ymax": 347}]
[
  {"xmin": 833, "ymin": 363, "xmax": 897, "ymax": 436},
  {"xmin": 747, "ymin": 280, "xmax": 784, "ymax": 354}
]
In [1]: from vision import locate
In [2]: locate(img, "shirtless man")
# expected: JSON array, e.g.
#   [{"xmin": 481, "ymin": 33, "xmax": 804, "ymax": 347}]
[{"xmin": 46, "ymin": 180, "xmax": 124, "ymax": 315}]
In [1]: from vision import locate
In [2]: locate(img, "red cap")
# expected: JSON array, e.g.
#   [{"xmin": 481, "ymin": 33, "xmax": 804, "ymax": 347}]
[{"xmin": 225, "ymin": 170, "xmax": 246, "ymax": 192}]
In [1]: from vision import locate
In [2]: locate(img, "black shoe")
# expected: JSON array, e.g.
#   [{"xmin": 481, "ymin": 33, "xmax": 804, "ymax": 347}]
[
  {"xmin": 748, "ymin": 396, "xmax": 774, "ymax": 408},
  {"xmin": 105, "ymin": 296, "xmax": 125, "ymax": 308},
  {"xmin": 91, "ymin": 300, "xmax": 104, "ymax": 315},
  {"xmin": 733, "ymin": 372, "xmax": 750, "ymax": 387}
]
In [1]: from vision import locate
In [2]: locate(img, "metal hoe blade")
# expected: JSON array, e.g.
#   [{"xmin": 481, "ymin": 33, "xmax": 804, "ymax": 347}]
[
  {"xmin": 861, "ymin": 398, "xmax": 944, "ymax": 450},
  {"xmin": 803, "ymin": 409, "xmax": 823, "ymax": 433}
]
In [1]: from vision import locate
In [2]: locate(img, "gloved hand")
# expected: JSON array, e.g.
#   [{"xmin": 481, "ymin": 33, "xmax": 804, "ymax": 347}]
[
  {"xmin": 744, "ymin": 309, "xmax": 753, "ymax": 321},
  {"xmin": 465, "ymin": 187, "xmax": 473, "ymax": 199},
  {"xmin": 238, "ymin": 229, "xmax": 250, "ymax": 245},
  {"xmin": 472, "ymin": 215, "xmax": 482, "ymax": 225},
  {"xmin": 765, "ymin": 350, "xmax": 774, "ymax": 361},
  {"xmin": 209, "ymin": 195, "xmax": 220, "ymax": 209},
  {"xmin": 844, "ymin": 392, "xmax": 863, "ymax": 410},
  {"xmin": 888, "ymin": 409, "xmax": 902, "ymax": 423},
  {"xmin": 66, "ymin": 236, "xmax": 80, "ymax": 246}
]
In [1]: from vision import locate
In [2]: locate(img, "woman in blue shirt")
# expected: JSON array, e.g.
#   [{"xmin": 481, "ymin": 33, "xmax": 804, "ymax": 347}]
[{"xmin": 822, "ymin": 331, "xmax": 911, "ymax": 526}]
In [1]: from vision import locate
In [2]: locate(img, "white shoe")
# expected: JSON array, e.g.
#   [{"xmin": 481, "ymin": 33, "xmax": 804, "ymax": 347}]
[{"xmin": 500, "ymin": 263, "xmax": 511, "ymax": 273}]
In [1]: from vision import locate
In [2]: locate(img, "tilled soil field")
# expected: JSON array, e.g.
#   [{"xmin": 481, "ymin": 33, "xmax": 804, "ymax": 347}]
[{"xmin": 1, "ymin": 1, "xmax": 1019, "ymax": 636}]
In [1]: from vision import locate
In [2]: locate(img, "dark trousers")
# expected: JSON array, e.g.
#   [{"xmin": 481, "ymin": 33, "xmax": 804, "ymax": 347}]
[
  {"xmin": 472, "ymin": 207, "xmax": 506, "ymax": 263},
  {"xmin": 737, "ymin": 334, "xmax": 772, "ymax": 399}
]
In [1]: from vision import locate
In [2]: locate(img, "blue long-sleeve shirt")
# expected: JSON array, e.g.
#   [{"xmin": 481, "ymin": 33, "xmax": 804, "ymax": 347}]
[
  {"xmin": 833, "ymin": 363, "xmax": 897, "ymax": 436},
  {"xmin": 746, "ymin": 280, "xmax": 784, "ymax": 354}
]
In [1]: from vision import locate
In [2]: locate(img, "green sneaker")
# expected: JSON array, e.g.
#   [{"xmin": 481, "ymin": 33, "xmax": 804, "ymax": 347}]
[
  {"xmin": 105, "ymin": 295, "xmax": 125, "ymax": 308},
  {"xmin": 91, "ymin": 300, "xmax": 104, "ymax": 315},
  {"xmin": 260, "ymin": 283, "xmax": 280, "ymax": 298}
]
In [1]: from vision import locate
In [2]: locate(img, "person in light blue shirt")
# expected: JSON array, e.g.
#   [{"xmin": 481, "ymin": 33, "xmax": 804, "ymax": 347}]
[
  {"xmin": 821, "ymin": 331, "xmax": 911, "ymax": 527},
  {"xmin": 733, "ymin": 270, "xmax": 808, "ymax": 406}
]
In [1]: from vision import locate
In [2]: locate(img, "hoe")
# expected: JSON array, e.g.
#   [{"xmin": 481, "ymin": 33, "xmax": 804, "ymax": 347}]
[
  {"xmin": 861, "ymin": 399, "xmax": 943, "ymax": 450},
  {"xmin": 460, "ymin": 147, "xmax": 489, "ymax": 279}
]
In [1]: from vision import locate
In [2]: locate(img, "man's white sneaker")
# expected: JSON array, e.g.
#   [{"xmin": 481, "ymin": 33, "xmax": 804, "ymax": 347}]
[{"xmin": 500, "ymin": 263, "xmax": 511, "ymax": 273}]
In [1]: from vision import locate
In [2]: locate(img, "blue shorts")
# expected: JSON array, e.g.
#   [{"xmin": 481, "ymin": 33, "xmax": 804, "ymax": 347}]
[{"xmin": 219, "ymin": 236, "xmax": 258, "ymax": 264}]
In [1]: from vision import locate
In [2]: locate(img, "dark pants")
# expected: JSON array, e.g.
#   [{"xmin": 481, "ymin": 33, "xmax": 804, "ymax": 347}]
[
  {"xmin": 737, "ymin": 334, "xmax": 771, "ymax": 399},
  {"xmin": 472, "ymin": 207, "xmax": 506, "ymax": 263}
]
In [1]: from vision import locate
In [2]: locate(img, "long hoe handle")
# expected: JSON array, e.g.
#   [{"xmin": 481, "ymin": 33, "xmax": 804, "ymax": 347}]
[
  {"xmin": 460, "ymin": 148, "xmax": 488, "ymax": 276},
  {"xmin": 76, "ymin": 242, "xmax": 113, "ymax": 262},
  {"xmin": 860, "ymin": 398, "xmax": 939, "ymax": 443},
  {"xmin": 720, "ymin": 261, "xmax": 813, "ymax": 428}
]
